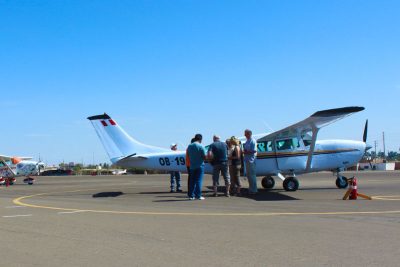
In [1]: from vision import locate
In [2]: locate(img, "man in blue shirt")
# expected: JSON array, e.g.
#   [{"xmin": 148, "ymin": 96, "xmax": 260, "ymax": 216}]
[
  {"xmin": 243, "ymin": 129, "xmax": 258, "ymax": 194},
  {"xmin": 208, "ymin": 135, "xmax": 231, "ymax": 197},
  {"xmin": 187, "ymin": 134, "xmax": 206, "ymax": 200}
]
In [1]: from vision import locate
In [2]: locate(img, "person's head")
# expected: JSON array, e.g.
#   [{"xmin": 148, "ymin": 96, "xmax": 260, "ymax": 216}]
[
  {"xmin": 170, "ymin": 143, "xmax": 178, "ymax": 151},
  {"xmin": 213, "ymin": 135, "xmax": 220, "ymax": 142},
  {"xmin": 194, "ymin": 134, "xmax": 203, "ymax": 143},
  {"xmin": 226, "ymin": 139, "xmax": 231, "ymax": 146},
  {"xmin": 190, "ymin": 138, "xmax": 196, "ymax": 144},
  {"xmin": 244, "ymin": 129, "xmax": 252, "ymax": 139},
  {"xmin": 230, "ymin": 136, "xmax": 239, "ymax": 146}
]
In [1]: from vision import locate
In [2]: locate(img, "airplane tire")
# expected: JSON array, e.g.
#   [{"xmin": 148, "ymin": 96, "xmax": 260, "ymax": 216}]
[
  {"xmin": 283, "ymin": 177, "xmax": 299, "ymax": 192},
  {"xmin": 335, "ymin": 176, "xmax": 348, "ymax": 189},
  {"xmin": 261, "ymin": 176, "xmax": 275, "ymax": 189}
]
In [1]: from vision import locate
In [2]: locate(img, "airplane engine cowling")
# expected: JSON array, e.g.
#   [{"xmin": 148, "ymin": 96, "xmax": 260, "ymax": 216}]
[{"xmin": 11, "ymin": 157, "xmax": 22, "ymax": 165}]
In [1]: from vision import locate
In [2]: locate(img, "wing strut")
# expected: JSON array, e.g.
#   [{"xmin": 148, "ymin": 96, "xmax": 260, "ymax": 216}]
[
  {"xmin": 305, "ymin": 126, "xmax": 319, "ymax": 172},
  {"xmin": 0, "ymin": 159, "xmax": 16, "ymax": 178}
]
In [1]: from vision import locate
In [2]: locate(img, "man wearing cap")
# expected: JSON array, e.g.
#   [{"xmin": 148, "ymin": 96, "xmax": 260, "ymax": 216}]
[
  {"xmin": 169, "ymin": 143, "xmax": 182, "ymax": 193},
  {"xmin": 187, "ymin": 134, "xmax": 206, "ymax": 200},
  {"xmin": 208, "ymin": 135, "xmax": 231, "ymax": 197}
]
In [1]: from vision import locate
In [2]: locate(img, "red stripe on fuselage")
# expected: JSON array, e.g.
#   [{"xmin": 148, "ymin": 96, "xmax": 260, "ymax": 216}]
[{"xmin": 101, "ymin": 121, "xmax": 108, "ymax": 127}]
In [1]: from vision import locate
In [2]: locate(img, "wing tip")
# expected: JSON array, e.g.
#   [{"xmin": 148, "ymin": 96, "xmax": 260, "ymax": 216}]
[{"xmin": 311, "ymin": 106, "xmax": 365, "ymax": 117}]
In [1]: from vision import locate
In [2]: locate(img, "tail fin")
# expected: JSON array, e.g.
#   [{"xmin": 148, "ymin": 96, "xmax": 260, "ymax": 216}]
[{"xmin": 87, "ymin": 113, "xmax": 168, "ymax": 163}]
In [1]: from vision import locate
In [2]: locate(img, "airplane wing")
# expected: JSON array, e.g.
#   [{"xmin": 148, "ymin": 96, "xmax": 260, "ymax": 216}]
[
  {"xmin": 257, "ymin": 106, "xmax": 365, "ymax": 171},
  {"xmin": 257, "ymin": 106, "xmax": 364, "ymax": 142},
  {"xmin": 0, "ymin": 155, "xmax": 33, "ymax": 161}
]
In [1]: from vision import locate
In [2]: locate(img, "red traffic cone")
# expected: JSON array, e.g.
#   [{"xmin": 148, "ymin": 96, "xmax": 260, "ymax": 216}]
[{"xmin": 349, "ymin": 177, "xmax": 358, "ymax": 200}]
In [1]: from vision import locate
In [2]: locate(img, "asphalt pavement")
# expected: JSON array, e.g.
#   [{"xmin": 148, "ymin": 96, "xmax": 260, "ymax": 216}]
[{"xmin": 1, "ymin": 171, "xmax": 400, "ymax": 267}]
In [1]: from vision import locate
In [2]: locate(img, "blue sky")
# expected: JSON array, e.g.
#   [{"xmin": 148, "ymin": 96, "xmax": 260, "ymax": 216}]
[{"xmin": 1, "ymin": 0, "xmax": 399, "ymax": 165}]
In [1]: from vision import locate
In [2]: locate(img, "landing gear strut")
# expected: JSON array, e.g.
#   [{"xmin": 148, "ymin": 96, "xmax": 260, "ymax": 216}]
[
  {"xmin": 335, "ymin": 175, "xmax": 348, "ymax": 189},
  {"xmin": 261, "ymin": 176, "xmax": 275, "ymax": 189},
  {"xmin": 283, "ymin": 177, "xmax": 299, "ymax": 192}
]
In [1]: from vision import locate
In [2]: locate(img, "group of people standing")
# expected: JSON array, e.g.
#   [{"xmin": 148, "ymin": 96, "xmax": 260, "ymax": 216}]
[{"xmin": 169, "ymin": 129, "xmax": 258, "ymax": 200}]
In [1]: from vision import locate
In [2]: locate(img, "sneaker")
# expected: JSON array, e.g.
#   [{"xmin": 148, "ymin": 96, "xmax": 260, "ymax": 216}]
[
  {"xmin": 176, "ymin": 189, "xmax": 183, "ymax": 193},
  {"xmin": 188, "ymin": 197, "xmax": 195, "ymax": 200},
  {"xmin": 170, "ymin": 189, "xmax": 176, "ymax": 193},
  {"xmin": 196, "ymin": 196, "xmax": 205, "ymax": 200}
]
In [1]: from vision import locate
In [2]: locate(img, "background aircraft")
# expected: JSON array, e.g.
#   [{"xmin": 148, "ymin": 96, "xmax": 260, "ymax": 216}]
[
  {"xmin": 0, "ymin": 155, "xmax": 45, "ymax": 185},
  {"xmin": 88, "ymin": 107, "xmax": 369, "ymax": 192}
]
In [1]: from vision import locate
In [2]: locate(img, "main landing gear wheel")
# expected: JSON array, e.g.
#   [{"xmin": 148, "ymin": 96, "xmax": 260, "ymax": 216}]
[
  {"xmin": 335, "ymin": 176, "xmax": 348, "ymax": 189},
  {"xmin": 261, "ymin": 176, "xmax": 275, "ymax": 189},
  {"xmin": 283, "ymin": 177, "xmax": 299, "ymax": 192}
]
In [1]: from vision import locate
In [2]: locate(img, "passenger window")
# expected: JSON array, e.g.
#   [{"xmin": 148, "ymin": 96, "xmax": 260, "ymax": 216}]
[
  {"xmin": 257, "ymin": 142, "xmax": 266, "ymax": 152},
  {"xmin": 257, "ymin": 141, "xmax": 273, "ymax": 152}
]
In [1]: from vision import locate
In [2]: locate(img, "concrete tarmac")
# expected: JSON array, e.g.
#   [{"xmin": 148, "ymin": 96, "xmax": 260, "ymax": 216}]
[{"xmin": 1, "ymin": 171, "xmax": 400, "ymax": 267}]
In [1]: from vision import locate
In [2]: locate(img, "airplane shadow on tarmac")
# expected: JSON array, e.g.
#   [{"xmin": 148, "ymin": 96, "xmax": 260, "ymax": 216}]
[
  {"xmin": 92, "ymin": 192, "xmax": 124, "ymax": 198},
  {"xmin": 145, "ymin": 188, "xmax": 299, "ymax": 202},
  {"xmin": 90, "ymin": 189, "xmax": 299, "ymax": 201}
]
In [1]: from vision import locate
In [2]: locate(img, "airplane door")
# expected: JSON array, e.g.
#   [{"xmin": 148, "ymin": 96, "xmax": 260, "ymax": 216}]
[
  {"xmin": 275, "ymin": 137, "xmax": 307, "ymax": 172},
  {"xmin": 255, "ymin": 140, "xmax": 278, "ymax": 174}
]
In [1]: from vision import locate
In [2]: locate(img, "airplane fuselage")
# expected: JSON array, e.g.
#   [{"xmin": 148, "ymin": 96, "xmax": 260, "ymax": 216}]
[{"xmin": 116, "ymin": 139, "xmax": 365, "ymax": 176}]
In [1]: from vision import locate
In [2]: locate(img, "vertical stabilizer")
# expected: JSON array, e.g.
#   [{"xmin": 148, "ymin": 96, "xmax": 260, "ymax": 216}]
[{"xmin": 88, "ymin": 113, "xmax": 168, "ymax": 163}]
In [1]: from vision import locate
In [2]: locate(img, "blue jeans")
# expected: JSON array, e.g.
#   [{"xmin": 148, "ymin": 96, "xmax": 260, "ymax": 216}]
[
  {"xmin": 170, "ymin": 171, "xmax": 181, "ymax": 190},
  {"xmin": 245, "ymin": 161, "xmax": 258, "ymax": 193},
  {"xmin": 189, "ymin": 166, "xmax": 204, "ymax": 199}
]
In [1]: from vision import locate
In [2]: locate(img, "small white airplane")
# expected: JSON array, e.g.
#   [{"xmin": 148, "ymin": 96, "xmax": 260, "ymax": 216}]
[
  {"xmin": 0, "ymin": 155, "xmax": 45, "ymax": 185},
  {"xmin": 88, "ymin": 106, "xmax": 370, "ymax": 192},
  {"xmin": 111, "ymin": 169, "xmax": 127, "ymax": 175}
]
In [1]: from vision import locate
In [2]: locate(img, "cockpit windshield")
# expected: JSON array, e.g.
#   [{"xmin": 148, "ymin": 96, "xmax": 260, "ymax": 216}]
[{"xmin": 301, "ymin": 131, "xmax": 313, "ymax": 147}]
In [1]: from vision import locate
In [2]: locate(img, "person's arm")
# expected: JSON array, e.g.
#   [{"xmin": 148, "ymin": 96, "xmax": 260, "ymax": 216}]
[
  {"xmin": 185, "ymin": 149, "xmax": 190, "ymax": 167},
  {"xmin": 202, "ymin": 146, "xmax": 207, "ymax": 160},
  {"xmin": 235, "ymin": 146, "xmax": 241, "ymax": 159},
  {"xmin": 244, "ymin": 140, "xmax": 257, "ymax": 155},
  {"xmin": 243, "ymin": 141, "xmax": 257, "ymax": 155},
  {"xmin": 206, "ymin": 144, "xmax": 213, "ymax": 160}
]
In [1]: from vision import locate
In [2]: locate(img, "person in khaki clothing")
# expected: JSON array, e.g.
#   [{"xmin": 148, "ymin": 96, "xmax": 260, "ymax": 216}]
[{"xmin": 227, "ymin": 136, "xmax": 242, "ymax": 196}]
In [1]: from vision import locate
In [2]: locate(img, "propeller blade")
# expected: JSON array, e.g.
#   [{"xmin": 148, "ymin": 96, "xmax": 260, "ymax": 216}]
[{"xmin": 363, "ymin": 119, "xmax": 368, "ymax": 143}]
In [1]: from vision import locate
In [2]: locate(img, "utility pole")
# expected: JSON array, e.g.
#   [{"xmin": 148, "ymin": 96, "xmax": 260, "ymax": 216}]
[
  {"xmin": 382, "ymin": 132, "xmax": 386, "ymax": 162},
  {"xmin": 374, "ymin": 140, "xmax": 377, "ymax": 163}
]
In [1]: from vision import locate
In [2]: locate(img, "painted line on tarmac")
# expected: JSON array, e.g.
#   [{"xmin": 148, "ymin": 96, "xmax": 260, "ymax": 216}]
[
  {"xmin": 58, "ymin": 210, "xmax": 87, "ymax": 215},
  {"xmin": 5, "ymin": 206, "xmax": 26, "ymax": 209},
  {"xmin": 2, "ymin": 214, "xmax": 32, "ymax": 218},
  {"xmin": 372, "ymin": 195, "xmax": 400, "ymax": 201},
  {"xmin": 12, "ymin": 189, "xmax": 400, "ymax": 217}
]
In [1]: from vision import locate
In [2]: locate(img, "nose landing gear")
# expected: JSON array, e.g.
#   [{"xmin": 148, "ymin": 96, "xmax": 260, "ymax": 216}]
[{"xmin": 283, "ymin": 177, "xmax": 299, "ymax": 191}]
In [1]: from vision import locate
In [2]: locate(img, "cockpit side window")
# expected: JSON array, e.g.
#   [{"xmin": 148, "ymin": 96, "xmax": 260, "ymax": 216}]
[{"xmin": 301, "ymin": 131, "xmax": 313, "ymax": 147}]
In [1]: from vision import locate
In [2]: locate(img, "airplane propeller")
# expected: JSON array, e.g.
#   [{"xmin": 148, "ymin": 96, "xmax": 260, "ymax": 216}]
[
  {"xmin": 363, "ymin": 119, "xmax": 368, "ymax": 143},
  {"xmin": 362, "ymin": 119, "xmax": 373, "ymax": 169}
]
